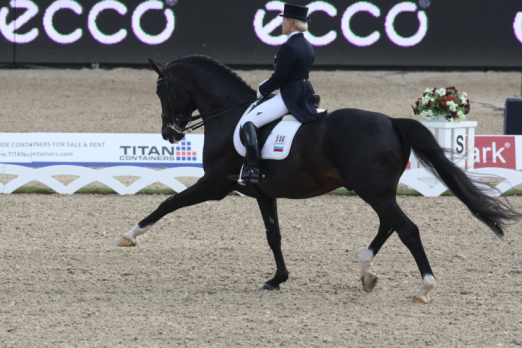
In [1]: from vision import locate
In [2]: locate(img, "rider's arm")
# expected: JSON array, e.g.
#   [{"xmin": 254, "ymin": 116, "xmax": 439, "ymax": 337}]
[{"xmin": 258, "ymin": 43, "xmax": 296, "ymax": 97}]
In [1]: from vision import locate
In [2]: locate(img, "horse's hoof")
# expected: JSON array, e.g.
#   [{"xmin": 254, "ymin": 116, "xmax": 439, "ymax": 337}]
[
  {"xmin": 361, "ymin": 272, "xmax": 378, "ymax": 293},
  {"xmin": 412, "ymin": 295, "xmax": 430, "ymax": 304},
  {"xmin": 260, "ymin": 283, "xmax": 280, "ymax": 291},
  {"xmin": 117, "ymin": 236, "xmax": 136, "ymax": 247}
]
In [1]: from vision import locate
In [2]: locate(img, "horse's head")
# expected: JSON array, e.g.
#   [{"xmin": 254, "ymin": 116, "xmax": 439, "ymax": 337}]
[{"xmin": 148, "ymin": 59, "xmax": 197, "ymax": 144}]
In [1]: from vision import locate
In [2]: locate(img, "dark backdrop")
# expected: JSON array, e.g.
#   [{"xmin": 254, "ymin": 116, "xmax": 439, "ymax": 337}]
[{"xmin": 1, "ymin": 0, "xmax": 522, "ymax": 67}]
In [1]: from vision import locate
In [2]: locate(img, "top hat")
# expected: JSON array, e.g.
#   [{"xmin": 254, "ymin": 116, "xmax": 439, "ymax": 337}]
[{"xmin": 279, "ymin": 4, "xmax": 311, "ymax": 22}]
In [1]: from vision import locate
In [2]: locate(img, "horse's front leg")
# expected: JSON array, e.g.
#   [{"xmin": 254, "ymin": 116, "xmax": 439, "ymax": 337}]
[
  {"xmin": 257, "ymin": 196, "xmax": 289, "ymax": 290},
  {"xmin": 117, "ymin": 176, "xmax": 231, "ymax": 246}
]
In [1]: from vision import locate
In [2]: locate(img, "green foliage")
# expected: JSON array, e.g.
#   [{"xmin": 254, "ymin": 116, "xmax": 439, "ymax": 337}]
[{"xmin": 412, "ymin": 86, "xmax": 470, "ymax": 122}]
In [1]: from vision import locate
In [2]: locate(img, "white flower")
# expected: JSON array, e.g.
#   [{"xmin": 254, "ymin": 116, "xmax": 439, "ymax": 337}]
[
  {"xmin": 457, "ymin": 110, "xmax": 466, "ymax": 121},
  {"xmin": 462, "ymin": 92, "xmax": 468, "ymax": 98},
  {"xmin": 436, "ymin": 88, "xmax": 446, "ymax": 97},
  {"xmin": 430, "ymin": 98, "xmax": 435, "ymax": 102},
  {"xmin": 460, "ymin": 96, "xmax": 467, "ymax": 105},
  {"xmin": 425, "ymin": 88, "xmax": 432, "ymax": 94},
  {"xmin": 420, "ymin": 111, "xmax": 428, "ymax": 118},
  {"xmin": 426, "ymin": 110, "xmax": 433, "ymax": 117},
  {"xmin": 446, "ymin": 101, "xmax": 457, "ymax": 112}
]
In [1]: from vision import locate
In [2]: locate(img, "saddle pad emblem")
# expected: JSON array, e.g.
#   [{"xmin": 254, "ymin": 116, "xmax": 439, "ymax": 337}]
[{"xmin": 273, "ymin": 135, "xmax": 286, "ymax": 152}]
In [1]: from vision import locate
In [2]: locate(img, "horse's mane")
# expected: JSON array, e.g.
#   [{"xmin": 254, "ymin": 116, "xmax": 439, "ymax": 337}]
[{"xmin": 171, "ymin": 55, "xmax": 256, "ymax": 96}]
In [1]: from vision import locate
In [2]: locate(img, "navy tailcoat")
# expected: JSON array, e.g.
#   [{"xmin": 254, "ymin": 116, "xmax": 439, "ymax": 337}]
[{"xmin": 258, "ymin": 32, "xmax": 320, "ymax": 124}]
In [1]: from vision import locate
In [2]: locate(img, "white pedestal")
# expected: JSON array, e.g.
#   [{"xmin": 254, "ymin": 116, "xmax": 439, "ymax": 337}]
[
  {"xmin": 412, "ymin": 120, "xmax": 477, "ymax": 188},
  {"xmin": 419, "ymin": 120, "xmax": 477, "ymax": 169}
]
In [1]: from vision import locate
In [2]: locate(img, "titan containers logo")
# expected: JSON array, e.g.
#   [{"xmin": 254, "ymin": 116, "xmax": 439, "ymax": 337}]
[
  {"xmin": 0, "ymin": 0, "xmax": 175, "ymax": 45},
  {"xmin": 254, "ymin": 1, "xmax": 428, "ymax": 47}
]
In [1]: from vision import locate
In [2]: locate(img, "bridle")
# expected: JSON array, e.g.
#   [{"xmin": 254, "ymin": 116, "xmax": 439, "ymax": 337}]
[{"xmin": 159, "ymin": 62, "xmax": 255, "ymax": 134}]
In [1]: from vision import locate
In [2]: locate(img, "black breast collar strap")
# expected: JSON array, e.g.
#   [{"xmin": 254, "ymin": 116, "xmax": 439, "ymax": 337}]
[{"xmin": 160, "ymin": 62, "xmax": 254, "ymax": 134}]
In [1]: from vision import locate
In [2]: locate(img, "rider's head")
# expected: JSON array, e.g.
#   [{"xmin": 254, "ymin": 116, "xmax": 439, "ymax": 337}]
[
  {"xmin": 279, "ymin": 4, "xmax": 310, "ymax": 35},
  {"xmin": 282, "ymin": 17, "xmax": 308, "ymax": 35}
]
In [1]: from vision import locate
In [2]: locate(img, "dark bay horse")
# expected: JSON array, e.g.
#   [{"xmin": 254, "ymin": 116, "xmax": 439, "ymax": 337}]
[{"xmin": 118, "ymin": 55, "xmax": 520, "ymax": 303}]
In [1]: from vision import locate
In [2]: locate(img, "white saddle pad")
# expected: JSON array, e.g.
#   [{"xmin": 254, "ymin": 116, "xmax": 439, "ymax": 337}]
[
  {"xmin": 233, "ymin": 102, "xmax": 326, "ymax": 160},
  {"xmin": 233, "ymin": 104, "xmax": 301, "ymax": 160}
]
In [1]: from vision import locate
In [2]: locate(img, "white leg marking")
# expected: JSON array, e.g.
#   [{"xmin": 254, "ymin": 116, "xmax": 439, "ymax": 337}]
[
  {"xmin": 117, "ymin": 223, "xmax": 153, "ymax": 246},
  {"xmin": 413, "ymin": 274, "xmax": 436, "ymax": 303},
  {"xmin": 123, "ymin": 223, "xmax": 151, "ymax": 241},
  {"xmin": 360, "ymin": 249, "xmax": 374, "ymax": 277}
]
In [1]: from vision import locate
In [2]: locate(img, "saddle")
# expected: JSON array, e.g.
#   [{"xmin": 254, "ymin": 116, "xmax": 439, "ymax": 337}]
[{"xmin": 239, "ymin": 94, "xmax": 323, "ymax": 150}]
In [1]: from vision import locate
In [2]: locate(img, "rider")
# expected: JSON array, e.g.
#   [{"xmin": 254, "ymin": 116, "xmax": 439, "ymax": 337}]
[{"xmin": 228, "ymin": 4, "xmax": 321, "ymax": 185}]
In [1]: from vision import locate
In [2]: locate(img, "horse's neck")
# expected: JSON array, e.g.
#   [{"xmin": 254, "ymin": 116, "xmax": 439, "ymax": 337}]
[
  {"xmin": 193, "ymin": 86, "xmax": 251, "ymax": 116},
  {"xmin": 182, "ymin": 67, "xmax": 254, "ymax": 115},
  {"xmin": 177, "ymin": 64, "xmax": 255, "ymax": 136}
]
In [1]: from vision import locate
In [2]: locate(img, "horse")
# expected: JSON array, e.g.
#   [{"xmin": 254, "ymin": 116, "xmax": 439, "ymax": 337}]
[{"xmin": 117, "ymin": 55, "xmax": 520, "ymax": 303}]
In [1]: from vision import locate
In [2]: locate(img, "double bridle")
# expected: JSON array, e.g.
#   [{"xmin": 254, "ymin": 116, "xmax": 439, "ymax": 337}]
[{"xmin": 159, "ymin": 62, "xmax": 255, "ymax": 134}]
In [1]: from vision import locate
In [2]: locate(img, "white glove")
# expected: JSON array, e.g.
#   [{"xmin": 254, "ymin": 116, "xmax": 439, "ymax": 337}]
[{"xmin": 257, "ymin": 79, "xmax": 268, "ymax": 99}]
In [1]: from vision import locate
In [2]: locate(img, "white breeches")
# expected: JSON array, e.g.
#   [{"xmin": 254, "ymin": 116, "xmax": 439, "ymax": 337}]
[{"xmin": 240, "ymin": 93, "xmax": 289, "ymax": 128}]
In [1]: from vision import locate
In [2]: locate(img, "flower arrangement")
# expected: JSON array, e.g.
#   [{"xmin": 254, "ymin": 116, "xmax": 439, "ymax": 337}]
[{"xmin": 412, "ymin": 86, "xmax": 470, "ymax": 122}]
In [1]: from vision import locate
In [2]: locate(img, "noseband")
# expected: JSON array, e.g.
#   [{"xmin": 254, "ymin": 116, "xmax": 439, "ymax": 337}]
[{"xmin": 159, "ymin": 62, "xmax": 255, "ymax": 134}]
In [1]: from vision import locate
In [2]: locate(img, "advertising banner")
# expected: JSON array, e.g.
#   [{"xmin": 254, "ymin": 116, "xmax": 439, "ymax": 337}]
[
  {"xmin": 473, "ymin": 135, "xmax": 521, "ymax": 170},
  {"xmin": 0, "ymin": 133, "xmax": 204, "ymax": 167},
  {"xmin": 0, "ymin": 37, "xmax": 13, "ymax": 64},
  {"xmin": 1, "ymin": 0, "xmax": 522, "ymax": 67},
  {"xmin": 2, "ymin": 133, "xmax": 522, "ymax": 170},
  {"xmin": 0, "ymin": 2, "xmax": 14, "ymax": 64}
]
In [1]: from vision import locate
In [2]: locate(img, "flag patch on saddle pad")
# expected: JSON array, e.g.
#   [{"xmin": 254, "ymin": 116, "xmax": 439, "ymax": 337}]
[{"xmin": 274, "ymin": 143, "xmax": 284, "ymax": 152}]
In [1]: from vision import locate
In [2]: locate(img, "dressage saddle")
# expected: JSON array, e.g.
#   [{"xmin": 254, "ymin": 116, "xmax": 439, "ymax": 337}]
[{"xmin": 239, "ymin": 94, "xmax": 322, "ymax": 150}]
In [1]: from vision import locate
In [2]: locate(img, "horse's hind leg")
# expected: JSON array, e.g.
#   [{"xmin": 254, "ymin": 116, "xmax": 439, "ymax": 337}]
[
  {"xmin": 360, "ymin": 217, "xmax": 394, "ymax": 293},
  {"xmin": 369, "ymin": 197, "xmax": 436, "ymax": 303},
  {"xmin": 256, "ymin": 196, "xmax": 289, "ymax": 290}
]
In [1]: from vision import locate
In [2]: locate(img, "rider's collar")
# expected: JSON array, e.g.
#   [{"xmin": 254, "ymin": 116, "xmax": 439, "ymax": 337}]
[{"xmin": 286, "ymin": 31, "xmax": 301, "ymax": 40}]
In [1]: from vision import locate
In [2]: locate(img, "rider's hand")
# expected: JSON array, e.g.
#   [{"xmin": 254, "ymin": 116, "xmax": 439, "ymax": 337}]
[{"xmin": 257, "ymin": 79, "xmax": 268, "ymax": 99}]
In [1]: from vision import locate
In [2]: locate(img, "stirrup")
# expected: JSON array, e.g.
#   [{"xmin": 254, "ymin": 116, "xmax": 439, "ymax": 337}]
[{"xmin": 238, "ymin": 164, "xmax": 246, "ymax": 186}]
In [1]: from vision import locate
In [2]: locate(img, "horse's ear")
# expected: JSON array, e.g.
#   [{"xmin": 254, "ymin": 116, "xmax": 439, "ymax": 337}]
[{"xmin": 148, "ymin": 58, "xmax": 164, "ymax": 77}]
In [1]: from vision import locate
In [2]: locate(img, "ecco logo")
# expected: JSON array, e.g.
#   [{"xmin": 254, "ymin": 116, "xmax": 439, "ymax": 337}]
[
  {"xmin": 254, "ymin": 1, "xmax": 428, "ymax": 47},
  {"xmin": 0, "ymin": 0, "xmax": 175, "ymax": 45},
  {"xmin": 514, "ymin": 12, "xmax": 522, "ymax": 44}
]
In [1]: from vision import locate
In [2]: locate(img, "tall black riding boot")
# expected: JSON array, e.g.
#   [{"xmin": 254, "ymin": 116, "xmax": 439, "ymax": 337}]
[{"xmin": 228, "ymin": 121, "xmax": 262, "ymax": 185}]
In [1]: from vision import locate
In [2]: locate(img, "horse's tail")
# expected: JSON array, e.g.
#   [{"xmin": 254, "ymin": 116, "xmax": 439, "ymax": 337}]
[{"xmin": 390, "ymin": 118, "xmax": 520, "ymax": 238}]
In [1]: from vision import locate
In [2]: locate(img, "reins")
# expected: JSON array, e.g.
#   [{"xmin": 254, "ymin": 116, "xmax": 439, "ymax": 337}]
[
  {"xmin": 176, "ymin": 101, "xmax": 255, "ymax": 133},
  {"xmin": 160, "ymin": 62, "xmax": 255, "ymax": 134}
]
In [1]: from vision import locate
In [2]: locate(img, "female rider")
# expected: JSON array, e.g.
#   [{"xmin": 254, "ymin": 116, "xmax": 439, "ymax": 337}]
[{"xmin": 229, "ymin": 3, "xmax": 321, "ymax": 185}]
